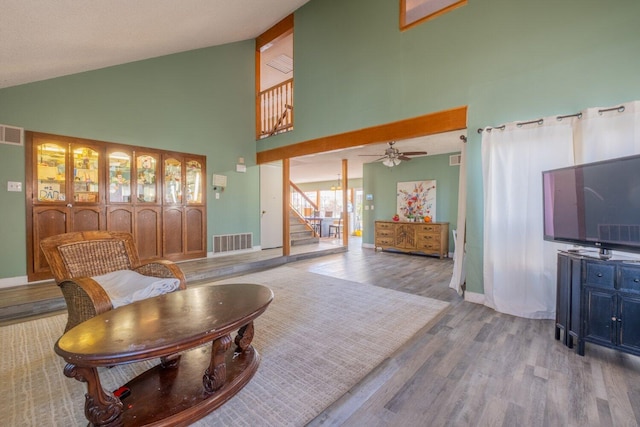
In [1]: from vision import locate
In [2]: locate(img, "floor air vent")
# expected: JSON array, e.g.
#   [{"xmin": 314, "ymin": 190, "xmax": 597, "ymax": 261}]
[{"xmin": 213, "ymin": 233, "xmax": 253, "ymax": 254}]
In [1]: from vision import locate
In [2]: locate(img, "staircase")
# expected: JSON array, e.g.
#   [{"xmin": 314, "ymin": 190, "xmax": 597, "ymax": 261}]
[{"xmin": 289, "ymin": 210, "xmax": 319, "ymax": 246}]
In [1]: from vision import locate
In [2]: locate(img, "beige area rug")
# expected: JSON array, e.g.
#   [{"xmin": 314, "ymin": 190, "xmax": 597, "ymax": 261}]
[{"xmin": 0, "ymin": 266, "xmax": 449, "ymax": 426}]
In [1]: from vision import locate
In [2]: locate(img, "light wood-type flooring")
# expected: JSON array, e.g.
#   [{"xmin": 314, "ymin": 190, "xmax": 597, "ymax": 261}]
[
  {"xmin": 3, "ymin": 239, "xmax": 640, "ymax": 426},
  {"xmin": 297, "ymin": 247, "xmax": 640, "ymax": 427}
]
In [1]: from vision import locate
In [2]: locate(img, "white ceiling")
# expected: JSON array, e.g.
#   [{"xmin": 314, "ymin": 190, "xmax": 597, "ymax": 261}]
[
  {"xmin": 0, "ymin": 0, "xmax": 311, "ymax": 89},
  {"xmin": 1, "ymin": 0, "xmax": 466, "ymax": 183}
]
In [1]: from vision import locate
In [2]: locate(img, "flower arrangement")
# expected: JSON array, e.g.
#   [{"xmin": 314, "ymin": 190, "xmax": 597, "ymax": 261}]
[{"xmin": 397, "ymin": 181, "xmax": 435, "ymax": 221}]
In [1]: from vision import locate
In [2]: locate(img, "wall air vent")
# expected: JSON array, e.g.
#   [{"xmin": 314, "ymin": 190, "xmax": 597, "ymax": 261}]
[
  {"xmin": 449, "ymin": 154, "xmax": 461, "ymax": 166},
  {"xmin": 213, "ymin": 233, "xmax": 253, "ymax": 254},
  {"xmin": 0, "ymin": 124, "xmax": 24, "ymax": 146}
]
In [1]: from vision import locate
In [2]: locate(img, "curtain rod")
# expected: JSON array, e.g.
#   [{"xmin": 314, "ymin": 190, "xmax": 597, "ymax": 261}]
[
  {"xmin": 599, "ymin": 105, "xmax": 625, "ymax": 115},
  {"xmin": 476, "ymin": 105, "xmax": 625, "ymax": 133}
]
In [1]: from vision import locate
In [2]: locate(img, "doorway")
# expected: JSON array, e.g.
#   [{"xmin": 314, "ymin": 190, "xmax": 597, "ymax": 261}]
[{"xmin": 259, "ymin": 163, "xmax": 283, "ymax": 249}]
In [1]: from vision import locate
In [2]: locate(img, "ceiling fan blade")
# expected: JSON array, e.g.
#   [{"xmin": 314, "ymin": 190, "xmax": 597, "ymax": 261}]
[
  {"xmin": 401, "ymin": 151, "xmax": 428, "ymax": 156},
  {"xmin": 398, "ymin": 155, "xmax": 412, "ymax": 161},
  {"xmin": 358, "ymin": 154, "xmax": 383, "ymax": 156}
]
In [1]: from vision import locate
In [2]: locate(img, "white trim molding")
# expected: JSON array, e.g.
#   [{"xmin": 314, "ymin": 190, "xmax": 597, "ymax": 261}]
[
  {"xmin": 0, "ymin": 275, "xmax": 30, "ymax": 289},
  {"xmin": 464, "ymin": 291, "xmax": 485, "ymax": 305}
]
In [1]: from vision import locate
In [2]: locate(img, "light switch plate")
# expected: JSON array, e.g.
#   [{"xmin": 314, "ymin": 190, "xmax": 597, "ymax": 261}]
[{"xmin": 7, "ymin": 181, "xmax": 22, "ymax": 192}]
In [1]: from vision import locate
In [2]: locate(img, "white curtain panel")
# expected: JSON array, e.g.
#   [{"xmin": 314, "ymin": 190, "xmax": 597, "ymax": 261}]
[
  {"xmin": 574, "ymin": 101, "xmax": 640, "ymax": 164},
  {"xmin": 481, "ymin": 100, "xmax": 640, "ymax": 318},
  {"xmin": 574, "ymin": 100, "xmax": 640, "ymax": 261},
  {"xmin": 482, "ymin": 119, "xmax": 574, "ymax": 318},
  {"xmin": 449, "ymin": 142, "xmax": 467, "ymax": 295}
]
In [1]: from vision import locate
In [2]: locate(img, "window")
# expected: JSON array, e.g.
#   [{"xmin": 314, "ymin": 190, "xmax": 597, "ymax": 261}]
[
  {"xmin": 400, "ymin": 0, "xmax": 466, "ymax": 30},
  {"xmin": 319, "ymin": 190, "xmax": 342, "ymax": 218}
]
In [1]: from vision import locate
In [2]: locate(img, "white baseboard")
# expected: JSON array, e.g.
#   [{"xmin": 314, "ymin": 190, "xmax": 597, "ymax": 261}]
[
  {"xmin": 464, "ymin": 291, "xmax": 485, "ymax": 305},
  {"xmin": 0, "ymin": 275, "xmax": 30, "ymax": 289},
  {"xmin": 362, "ymin": 243, "xmax": 376, "ymax": 249}
]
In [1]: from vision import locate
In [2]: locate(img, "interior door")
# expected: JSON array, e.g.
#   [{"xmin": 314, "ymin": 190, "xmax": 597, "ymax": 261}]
[{"xmin": 260, "ymin": 163, "xmax": 283, "ymax": 249}]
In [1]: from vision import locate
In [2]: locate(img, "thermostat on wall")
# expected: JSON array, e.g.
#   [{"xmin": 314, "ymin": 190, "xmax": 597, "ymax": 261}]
[{"xmin": 212, "ymin": 174, "xmax": 227, "ymax": 191}]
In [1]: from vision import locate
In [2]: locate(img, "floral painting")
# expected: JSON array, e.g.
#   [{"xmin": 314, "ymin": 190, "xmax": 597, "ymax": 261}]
[{"xmin": 397, "ymin": 180, "xmax": 436, "ymax": 221}]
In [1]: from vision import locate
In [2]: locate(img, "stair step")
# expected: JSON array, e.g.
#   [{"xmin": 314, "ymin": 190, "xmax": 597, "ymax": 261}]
[
  {"xmin": 290, "ymin": 224, "xmax": 309, "ymax": 232},
  {"xmin": 291, "ymin": 236, "xmax": 320, "ymax": 246},
  {"xmin": 291, "ymin": 229, "xmax": 314, "ymax": 238}
]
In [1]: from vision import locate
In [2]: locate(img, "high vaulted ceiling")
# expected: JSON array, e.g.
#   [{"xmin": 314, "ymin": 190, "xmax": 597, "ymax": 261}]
[
  {"xmin": 1, "ymin": 0, "xmax": 465, "ymax": 183},
  {"xmin": 0, "ymin": 0, "xmax": 311, "ymax": 89}
]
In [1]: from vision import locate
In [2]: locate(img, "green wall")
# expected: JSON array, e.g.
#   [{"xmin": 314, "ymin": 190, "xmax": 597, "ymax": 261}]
[
  {"xmin": 0, "ymin": 42, "xmax": 259, "ymax": 279},
  {"xmin": 259, "ymin": 0, "xmax": 640, "ymax": 295},
  {"xmin": 362, "ymin": 153, "xmax": 460, "ymax": 253},
  {"xmin": 2, "ymin": 0, "xmax": 640, "ymax": 296}
]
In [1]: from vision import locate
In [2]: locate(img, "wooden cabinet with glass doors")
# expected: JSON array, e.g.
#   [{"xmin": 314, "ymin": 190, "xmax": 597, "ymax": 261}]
[
  {"xmin": 162, "ymin": 154, "xmax": 206, "ymax": 261},
  {"xmin": 28, "ymin": 135, "xmax": 105, "ymax": 279},
  {"xmin": 26, "ymin": 132, "xmax": 206, "ymax": 281},
  {"xmin": 134, "ymin": 152, "xmax": 163, "ymax": 259}
]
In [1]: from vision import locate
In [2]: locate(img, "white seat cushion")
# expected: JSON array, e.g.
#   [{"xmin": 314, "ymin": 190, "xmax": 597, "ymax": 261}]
[{"xmin": 92, "ymin": 270, "xmax": 181, "ymax": 308}]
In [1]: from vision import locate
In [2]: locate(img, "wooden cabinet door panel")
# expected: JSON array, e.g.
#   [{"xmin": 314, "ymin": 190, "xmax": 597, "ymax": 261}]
[
  {"xmin": 395, "ymin": 224, "xmax": 416, "ymax": 249},
  {"xmin": 185, "ymin": 207, "xmax": 205, "ymax": 255},
  {"xmin": 32, "ymin": 206, "xmax": 69, "ymax": 277},
  {"xmin": 584, "ymin": 288, "xmax": 616, "ymax": 346},
  {"xmin": 71, "ymin": 206, "xmax": 104, "ymax": 231},
  {"xmin": 135, "ymin": 207, "xmax": 161, "ymax": 260},
  {"xmin": 619, "ymin": 294, "xmax": 640, "ymax": 352},
  {"xmin": 107, "ymin": 206, "xmax": 134, "ymax": 234},
  {"xmin": 163, "ymin": 207, "xmax": 184, "ymax": 259}
]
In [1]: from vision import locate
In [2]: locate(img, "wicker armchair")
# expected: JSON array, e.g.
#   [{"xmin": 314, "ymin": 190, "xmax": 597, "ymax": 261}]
[{"xmin": 40, "ymin": 231, "xmax": 187, "ymax": 332}]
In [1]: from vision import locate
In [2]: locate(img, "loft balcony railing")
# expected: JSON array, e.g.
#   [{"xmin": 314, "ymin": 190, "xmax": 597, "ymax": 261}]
[{"xmin": 259, "ymin": 79, "xmax": 293, "ymax": 138}]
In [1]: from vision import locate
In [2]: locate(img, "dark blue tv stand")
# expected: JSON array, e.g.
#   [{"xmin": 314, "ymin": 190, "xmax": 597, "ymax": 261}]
[{"xmin": 555, "ymin": 250, "xmax": 640, "ymax": 357}]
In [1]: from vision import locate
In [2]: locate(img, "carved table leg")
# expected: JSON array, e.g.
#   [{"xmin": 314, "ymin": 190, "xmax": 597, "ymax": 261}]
[
  {"xmin": 203, "ymin": 334, "xmax": 232, "ymax": 393},
  {"xmin": 63, "ymin": 363, "xmax": 123, "ymax": 427},
  {"xmin": 160, "ymin": 353, "xmax": 182, "ymax": 368},
  {"xmin": 234, "ymin": 321, "xmax": 255, "ymax": 352}
]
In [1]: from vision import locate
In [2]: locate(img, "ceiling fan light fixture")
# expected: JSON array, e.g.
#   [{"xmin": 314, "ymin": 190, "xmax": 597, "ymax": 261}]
[
  {"xmin": 393, "ymin": 158, "xmax": 401, "ymax": 166},
  {"xmin": 382, "ymin": 158, "xmax": 394, "ymax": 167}
]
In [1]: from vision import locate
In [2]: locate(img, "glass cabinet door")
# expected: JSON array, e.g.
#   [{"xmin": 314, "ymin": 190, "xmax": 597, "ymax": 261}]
[
  {"xmin": 164, "ymin": 157, "xmax": 182, "ymax": 204},
  {"xmin": 185, "ymin": 160, "xmax": 203, "ymax": 204},
  {"xmin": 135, "ymin": 154, "xmax": 158, "ymax": 203},
  {"xmin": 72, "ymin": 146, "xmax": 100, "ymax": 203},
  {"xmin": 108, "ymin": 151, "xmax": 132, "ymax": 203},
  {"xmin": 36, "ymin": 142, "xmax": 67, "ymax": 202}
]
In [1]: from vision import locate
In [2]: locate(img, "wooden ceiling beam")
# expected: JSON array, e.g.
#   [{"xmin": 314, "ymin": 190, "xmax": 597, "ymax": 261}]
[{"xmin": 256, "ymin": 105, "xmax": 467, "ymax": 164}]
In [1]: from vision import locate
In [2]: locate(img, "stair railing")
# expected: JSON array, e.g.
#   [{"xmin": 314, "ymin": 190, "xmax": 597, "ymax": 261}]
[
  {"xmin": 259, "ymin": 79, "xmax": 293, "ymax": 138},
  {"xmin": 290, "ymin": 181, "xmax": 320, "ymax": 236}
]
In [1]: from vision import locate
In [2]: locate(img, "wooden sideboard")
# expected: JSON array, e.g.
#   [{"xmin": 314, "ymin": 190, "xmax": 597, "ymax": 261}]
[{"xmin": 375, "ymin": 221, "xmax": 449, "ymax": 259}]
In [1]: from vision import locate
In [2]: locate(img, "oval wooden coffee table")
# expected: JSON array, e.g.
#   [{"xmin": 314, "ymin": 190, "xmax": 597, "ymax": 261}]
[{"xmin": 54, "ymin": 283, "xmax": 273, "ymax": 427}]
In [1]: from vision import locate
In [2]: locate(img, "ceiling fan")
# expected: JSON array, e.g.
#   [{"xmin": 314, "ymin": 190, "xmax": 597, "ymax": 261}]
[{"xmin": 359, "ymin": 141, "xmax": 428, "ymax": 167}]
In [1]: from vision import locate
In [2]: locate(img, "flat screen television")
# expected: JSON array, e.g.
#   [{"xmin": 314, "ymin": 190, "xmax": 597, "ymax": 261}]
[{"xmin": 542, "ymin": 154, "xmax": 640, "ymax": 257}]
